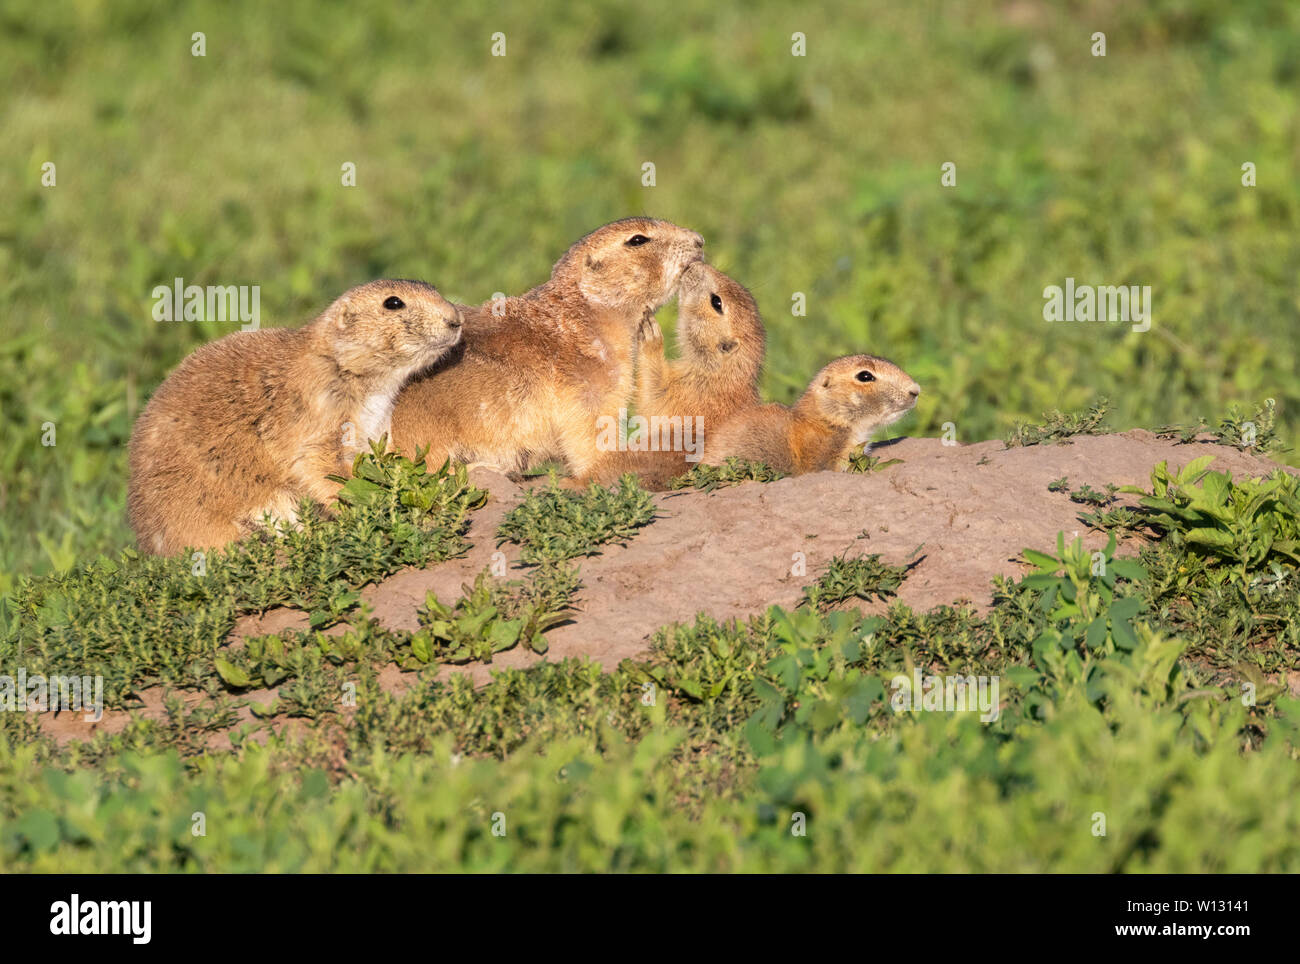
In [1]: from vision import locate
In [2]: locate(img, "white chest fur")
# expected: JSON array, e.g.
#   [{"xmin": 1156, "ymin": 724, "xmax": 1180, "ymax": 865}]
[
  {"xmin": 850, "ymin": 423, "xmax": 877, "ymax": 447},
  {"xmin": 350, "ymin": 390, "xmax": 396, "ymax": 452}
]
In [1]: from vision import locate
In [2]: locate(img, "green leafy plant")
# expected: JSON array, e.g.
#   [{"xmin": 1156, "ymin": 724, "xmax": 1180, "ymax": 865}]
[
  {"xmin": 669, "ymin": 457, "xmax": 784, "ymax": 491},
  {"xmin": 412, "ymin": 578, "xmax": 532, "ymax": 665},
  {"xmin": 1215, "ymin": 398, "xmax": 1285, "ymax": 454},
  {"xmin": 1020, "ymin": 531, "xmax": 1148, "ymax": 653},
  {"xmin": 497, "ymin": 475, "xmax": 656, "ymax": 564},
  {"xmin": 215, "ymin": 619, "xmax": 385, "ymax": 692},
  {"xmin": 1, "ymin": 449, "xmax": 485, "ymax": 706},
  {"xmin": 1078, "ymin": 504, "xmax": 1145, "ymax": 534},
  {"xmin": 408, "ymin": 567, "xmax": 578, "ymax": 665},
  {"xmin": 1124, "ymin": 456, "xmax": 1300, "ymax": 583},
  {"xmin": 1069, "ymin": 482, "xmax": 1118, "ymax": 507},
  {"xmin": 1154, "ymin": 419, "xmax": 1209, "ymax": 444},
  {"xmin": 745, "ymin": 608, "xmax": 887, "ymax": 750},
  {"xmin": 1005, "ymin": 398, "xmax": 1109, "ymax": 447},
  {"xmin": 799, "ymin": 553, "xmax": 912, "ymax": 611},
  {"xmin": 845, "ymin": 449, "xmax": 903, "ymax": 473}
]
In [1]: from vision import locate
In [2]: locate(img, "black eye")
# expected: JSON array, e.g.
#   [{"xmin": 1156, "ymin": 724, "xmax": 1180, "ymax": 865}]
[
  {"xmin": 624, "ymin": 234, "xmax": 651, "ymax": 246},
  {"xmin": 710, "ymin": 293, "xmax": 724, "ymax": 315},
  {"xmin": 383, "ymin": 296, "xmax": 405, "ymax": 310},
  {"xmin": 856, "ymin": 370, "xmax": 875, "ymax": 383}
]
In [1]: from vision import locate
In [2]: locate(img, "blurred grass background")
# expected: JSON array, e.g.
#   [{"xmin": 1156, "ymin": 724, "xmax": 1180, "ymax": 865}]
[{"xmin": 2, "ymin": 0, "xmax": 1298, "ymax": 593}]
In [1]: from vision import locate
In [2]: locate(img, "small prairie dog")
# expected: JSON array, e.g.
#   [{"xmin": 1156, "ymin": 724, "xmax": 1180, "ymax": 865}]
[
  {"xmin": 128, "ymin": 280, "xmax": 463, "ymax": 556},
  {"xmin": 590, "ymin": 261, "xmax": 766, "ymax": 487},
  {"xmin": 703, "ymin": 354, "xmax": 920, "ymax": 474},
  {"xmin": 390, "ymin": 217, "xmax": 705, "ymax": 480}
]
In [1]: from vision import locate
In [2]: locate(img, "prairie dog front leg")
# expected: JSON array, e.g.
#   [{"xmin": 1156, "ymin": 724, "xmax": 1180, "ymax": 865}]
[{"xmin": 636, "ymin": 313, "xmax": 667, "ymax": 414}]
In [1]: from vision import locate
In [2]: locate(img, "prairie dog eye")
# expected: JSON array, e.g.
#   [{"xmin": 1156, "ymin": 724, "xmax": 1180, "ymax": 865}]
[
  {"xmin": 624, "ymin": 234, "xmax": 651, "ymax": 247},
  {"xmin": 710, "ymin": 293, "xmax": 724, "ymax": 315},
  {"xmin": 383, "ymin": 296, "xmax": 405, "ymax": 311},
  {"xmin": 856, "ymin": 370, "xmax": 875, "ymax": 383}
]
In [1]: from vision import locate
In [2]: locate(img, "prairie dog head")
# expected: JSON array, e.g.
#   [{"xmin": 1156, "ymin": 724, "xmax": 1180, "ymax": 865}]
[
  {"xmin": 553, "ymin": 217, "xmax": 705, "ymax": 313},
  {"xmin": 799, "ymin": 354, "xmax": 921, "ymax": 439},
  {"xmin": 318, "ymin": 279, "xmax": 463, "ymax": 382},
  {"xmin": 675, "ymin": 262, "xmax": 765, "ymax": 376}
]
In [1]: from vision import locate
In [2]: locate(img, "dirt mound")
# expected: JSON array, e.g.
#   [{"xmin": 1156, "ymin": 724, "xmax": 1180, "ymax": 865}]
[
  {"xmin": 316, "ymin": 430, "xmax": 1290, "ymax": 684},
  {"xmin": 43, "ymin": 429, "xmax": 1292, "ymax": 743}
]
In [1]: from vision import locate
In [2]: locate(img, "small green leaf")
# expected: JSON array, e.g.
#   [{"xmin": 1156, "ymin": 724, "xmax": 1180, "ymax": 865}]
[
  {"xmin": 14, "ymin": 809, "xmax": 60, "ymax": 851},
  {"xmin": 215, "ymin": 658, "xmax": 252, "ymax": 688},
  {"xmin": 1022, "ymin": 549, "xmax": 1060, "ymax": 571},
  {"xmin": 1085, "ymin": 615, "xmax": 1108, "ymax": 650}
]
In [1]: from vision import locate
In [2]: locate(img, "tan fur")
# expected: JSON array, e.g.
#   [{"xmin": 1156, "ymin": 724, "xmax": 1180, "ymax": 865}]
[
  {"xmin": 389, "ymin": 217, "xmax": 705, "ymax": 479},
  {"xmin": 590, "ymin": 262, "xmax": 765, "ymax": 488},
  {"xmin": 703, "ymin": 354, "xmax": 921, "ymax": 474},
  {"xmin": 127, "ymin": 280, "xmax": 462, "ymax": 556}
]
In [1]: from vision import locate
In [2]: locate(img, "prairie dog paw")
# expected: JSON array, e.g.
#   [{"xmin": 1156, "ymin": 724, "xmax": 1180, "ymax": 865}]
[{"xmin": 638, "ymin": 316, "xmax": 663, "ymax": 348}]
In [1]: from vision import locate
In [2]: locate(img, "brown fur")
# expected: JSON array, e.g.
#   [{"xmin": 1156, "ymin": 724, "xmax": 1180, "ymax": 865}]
[
  {"xmin": 127, "ymin": 280, "xmax": 462, "ymax": 555},
  {"xmin": 703, "ymin": 354, "xmax": 920, "ymax": 474},
  {"xmin": 590, "ymin": 262, "xmax": 765, "ymax": 488},
  {"xmin": 389, "ymin": 217, "xmax": 705, "ymax": 480}
]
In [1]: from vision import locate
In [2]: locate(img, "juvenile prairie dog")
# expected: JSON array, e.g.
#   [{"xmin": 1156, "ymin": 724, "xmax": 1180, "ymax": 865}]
[
  {"xmin": 703, "ymin": 354, "xmax": 920, "ymax": 474},
  {"xmin": 389, "ymin": 217, "xmax": 705, "ymax": 480},
  {"xmin": 128, "ymin": 280, "xmax": 463, "ymax": 555},
  {"xmin": 589, "ymin": 261, "xmax": 766, "ymax": 488}
]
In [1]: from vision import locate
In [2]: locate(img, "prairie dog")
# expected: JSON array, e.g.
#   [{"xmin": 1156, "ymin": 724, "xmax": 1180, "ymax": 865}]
[
  {"xmin": 128, "ymin": 280, "xmax": 463, "ymax": 555},
  {"xmin": 590, "ymin": 261, "xmax": 765, "ymax": 487},
  {"xmin": 389, "ymin": 217, "xmax": 705, "ymax": 480},
  {"xmin": 703, "ymin": 354, "xmax": 920, "ymax": 474}
]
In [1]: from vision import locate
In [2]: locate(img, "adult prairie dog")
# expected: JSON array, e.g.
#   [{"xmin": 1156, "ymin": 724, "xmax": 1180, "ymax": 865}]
[
  {"xmin": 590, "ymin": 261, "xmax": 766, "ymax": 488},
  {"xmin": 128, "ymin": 280, "xmax": 463, "ymax": 555},
  {"xmin": 389, "ymin": 217, "xmax": 705, "ymax": 480},
  {"xmin": 703, "ymin": 354, "xmax": 920, "ymax": 474}
]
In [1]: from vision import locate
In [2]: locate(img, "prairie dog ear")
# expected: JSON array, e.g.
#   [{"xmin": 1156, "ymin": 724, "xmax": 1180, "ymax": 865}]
[
  {"xmin": 718, "ymin": 338, "xmax": 738, "ymax": 353},
  {"xmin": 579, "ymin": 260, "xmax": 615, "ymax": 305},
  {"xmin": 329, "ymin": 296, "xmax": 354, "ymax": 330},
  {"xmin": 822, "ymin": 375, "xmax": 832, "ymax": 389}
]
